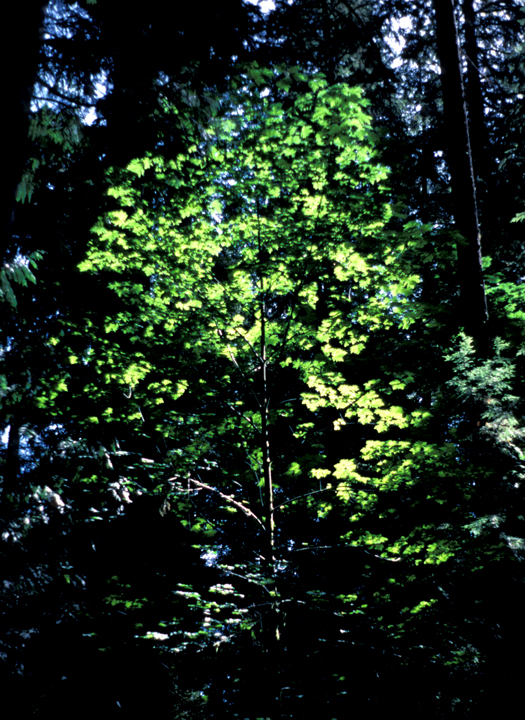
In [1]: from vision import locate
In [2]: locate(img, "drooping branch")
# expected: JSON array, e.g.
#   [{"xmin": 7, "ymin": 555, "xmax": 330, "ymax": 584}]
[{"xmin": 4, "ymin": 2, "xmax": 48, "ymax": 245}]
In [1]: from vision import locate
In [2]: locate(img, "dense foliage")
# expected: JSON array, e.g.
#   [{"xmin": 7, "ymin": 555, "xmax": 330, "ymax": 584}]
[{"xmin": 2, "ymin": 2, "xmax": 524, "ymax": 718}]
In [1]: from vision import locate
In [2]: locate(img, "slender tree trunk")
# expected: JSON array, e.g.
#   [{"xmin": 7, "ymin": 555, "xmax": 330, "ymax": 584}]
[
  {"xmin": 261, "ymin": 299, "xmax": 274, "ymax": 560},
  {"xmin": 433, "ymin": 0, "xmax": 488, "ymax": 342},
  {"xmin": 258, "ymin": 254, "xmax": 275, "ymax": 566},
  {"xmin": 257, "ymin": 206, "xmax": 282, "ymax": 718}
]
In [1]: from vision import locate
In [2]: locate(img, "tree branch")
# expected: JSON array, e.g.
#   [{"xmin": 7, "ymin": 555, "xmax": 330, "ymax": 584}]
[{"xmin": 170, "ymin": 475, "xmax": 266, "ymax": 530}]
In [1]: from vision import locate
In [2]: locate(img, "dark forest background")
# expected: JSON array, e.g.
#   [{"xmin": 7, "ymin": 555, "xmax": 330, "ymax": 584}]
[{"xmin": 2, "ymin": 2, "xmax": 525, "ymax": 717}]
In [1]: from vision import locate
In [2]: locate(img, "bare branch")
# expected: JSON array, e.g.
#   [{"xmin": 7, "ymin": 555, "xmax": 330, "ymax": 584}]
[
  {"xmin": 273, "ymin": 487, "xmax": 334, "ymax": 512},
  {"xmin": 169, "ymin": 475, "xmax": 266, "ymax": 530}
]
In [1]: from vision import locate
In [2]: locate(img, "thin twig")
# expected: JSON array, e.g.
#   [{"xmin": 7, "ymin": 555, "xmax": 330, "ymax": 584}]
[
  {"xmin": 169, "ymin": 475, "xmax": 266, "ymax": 530},
  {"xmin": 273, "ymin": 487, "xmax": 334, "ymax": 512}
]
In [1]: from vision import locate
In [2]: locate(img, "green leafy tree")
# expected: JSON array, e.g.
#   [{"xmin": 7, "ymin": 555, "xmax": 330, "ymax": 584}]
[
  {"xmin": 77, "ymin": 64, "xmax": 402, "ymax": 561},
  {"xmin": 78, "ymin": 65, "xmax": 525, "ymax": 715},
  {"xmin": 73, "ymin": 65, "xmax": 520, "ymax": 714}
]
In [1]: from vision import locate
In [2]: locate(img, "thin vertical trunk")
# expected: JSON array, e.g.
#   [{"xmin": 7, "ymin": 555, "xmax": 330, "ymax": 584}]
[
  {"xmin": 257, "ymin": 232, "xmax": 275, "ymax": 567},
  {"xmin": 260, "ymin": 309, "xmax": 275, "ymax": 565},
  {"xmin": 433, "ymin": 0, "xmax": 488, "ymax": 342},
  {"xmin": 257, "ymin": 203, "xmax": 281, "ymax": 719}
]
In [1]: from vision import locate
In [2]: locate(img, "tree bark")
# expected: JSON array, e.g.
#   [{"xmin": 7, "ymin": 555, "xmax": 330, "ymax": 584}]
[
  {"xmin": 433, "ymin": 0, "xmax": 488, "ymax": 342},
  {"xmin": 462, "ymin": 0, "xmax": 491, "ymax": 190}
]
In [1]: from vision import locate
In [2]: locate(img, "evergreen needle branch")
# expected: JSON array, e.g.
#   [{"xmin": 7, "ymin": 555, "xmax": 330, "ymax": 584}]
[
  {"xmin": 32, "ymin": 94, "xmax": 91, "ymax": 110},
  {"xmin": 34, "ymin": 79, "xmax": 94, "ymax": 107}
]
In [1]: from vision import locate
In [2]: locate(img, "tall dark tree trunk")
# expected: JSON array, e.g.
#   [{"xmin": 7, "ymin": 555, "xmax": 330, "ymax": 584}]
[
  {"xmin": 4, "ymin": 2, "xmax": 47, "ymax": 248},
  {"xmin": 433, "ymin": 0, "xmax": 488, "ymax": 342},
  {"xmin": 462, "ymin": 0, "xmax": 491, "ymax": 189}
]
